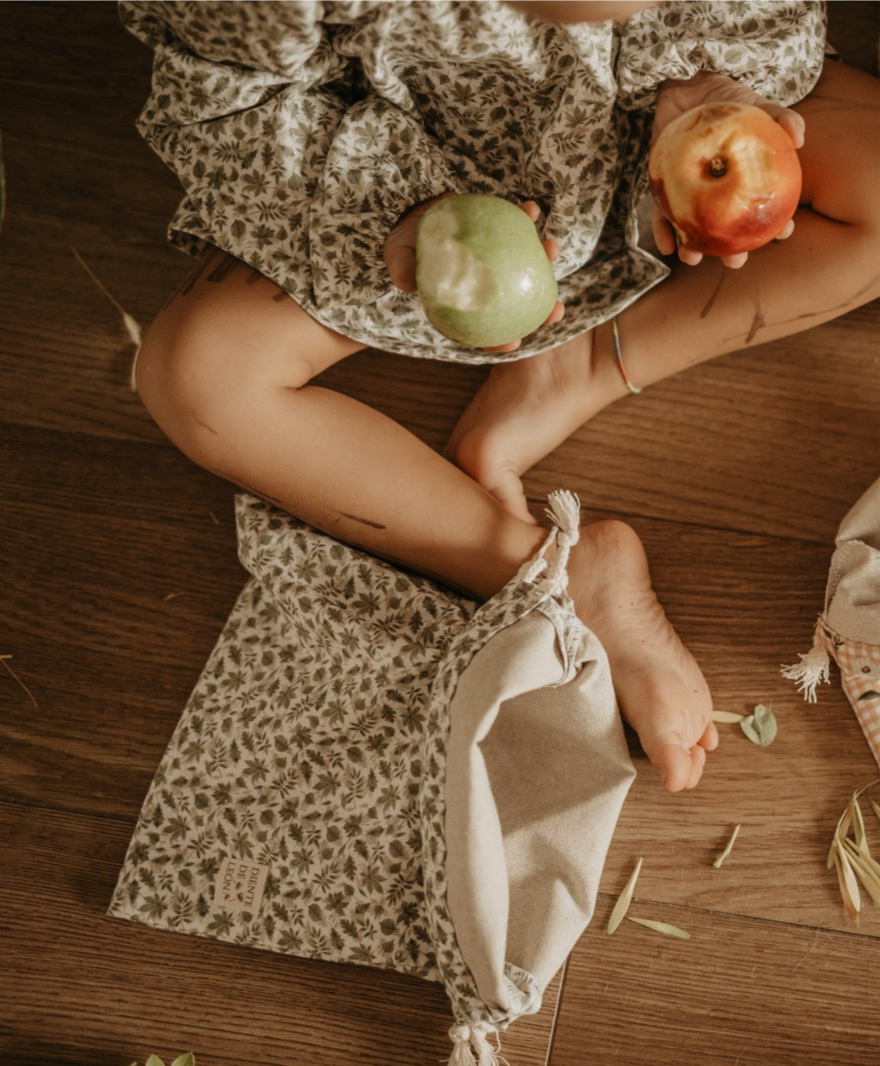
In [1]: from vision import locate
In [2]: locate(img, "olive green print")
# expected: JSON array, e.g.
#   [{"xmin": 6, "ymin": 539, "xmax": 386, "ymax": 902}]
[
  {"xmin": 120, "ymin": 0, "xmax": 824, "ymax": 364},
  {"xmin": 110, "ymin": 495, "xmax": 593, "ymax": 1027}
]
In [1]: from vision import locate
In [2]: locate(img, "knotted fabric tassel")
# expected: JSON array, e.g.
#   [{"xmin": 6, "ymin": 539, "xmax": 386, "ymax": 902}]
[
  {"xmin": 781, "ymin": 635, "xmax": 831, "ymax": 703},
  {"xmin": 446, "ymin": 1024, "xmax": 505, "ymax": 1066},
  {"xmin": 545, "ymin": 489, "xmax": 581, "ymax": 590},
  {"xmin": 447, "ymin": 1025, "xmax": 478, "ymax": 1066}
]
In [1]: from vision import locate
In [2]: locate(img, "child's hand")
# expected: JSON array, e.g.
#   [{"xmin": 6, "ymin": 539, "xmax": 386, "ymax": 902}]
[
  {"xmin": 384, "ymin": 196, "xmax": 564, "ymax": 352},
  {"xmin": 651, "ymin": 72, "xmax": 805, "ymax": 269}
]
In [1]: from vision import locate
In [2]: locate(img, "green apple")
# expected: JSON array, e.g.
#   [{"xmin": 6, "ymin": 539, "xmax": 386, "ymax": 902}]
[{"xmin": 415, "ymin": 194, "xmax": 558, "ymax": 348}]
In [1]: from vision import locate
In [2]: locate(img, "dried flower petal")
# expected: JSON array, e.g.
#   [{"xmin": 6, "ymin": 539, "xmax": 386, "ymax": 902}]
[
  {"xmin": 607, "ymin": 857, "xmax": 643, "ymax": 934},
  {"xmin": 626, "ymin": 917, "xmax": 691, "ymax": 940}
]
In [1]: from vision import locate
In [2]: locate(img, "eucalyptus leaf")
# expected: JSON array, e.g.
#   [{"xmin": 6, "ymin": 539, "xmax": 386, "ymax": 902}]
[
  {"xmin": 144, "ymin": 1058, "xmax": 167, "ymax": 1066},
  {"xmin": 607, "ymin": 857, "xmax": 643, "ymax": 934},
  {"xmin": 171, "ymin": 1055, "xmax": 196, "ymax": 1066},
  {"xmin": 740, "ymin": 704, "xmax": 777, "ymax": 746},
  {"xmin": 626, "ymin": 916, "xmax": 691, "ymax": 940}
]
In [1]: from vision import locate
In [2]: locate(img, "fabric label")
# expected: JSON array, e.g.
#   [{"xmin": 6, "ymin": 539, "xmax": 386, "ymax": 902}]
[{"xmin": 213, "ymin": 857, "xmax": 269, "ymax": 915}]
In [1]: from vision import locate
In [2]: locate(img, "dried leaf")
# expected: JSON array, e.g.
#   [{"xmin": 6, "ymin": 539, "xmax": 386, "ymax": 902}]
[
  {"xmin": 607, "ymin": 857, "xmax": 643, "ymax": 934},
  {"xmin": 870, "ymin": 797, "xmax": 880, "ymax": 827},
  {"xmin": 851, "ymin": 798, "xmax": 868, "ymax": 852},
  {"xmin": 711, "ymin": 710, "xmax": 745, "ymax": 723},
  {"xmin": 842, "ymin": 841, "xmax": 880, "ymax": 906},
  {"xmin": 740, "ymin": 703, "xmax": 777, "ymax": 746},
  {"xmin": 712, "ymin": 824, "xmax": 742, "ymax": 869},
  {"xmin": 626, "ymin": 916, "xmax": 691, "ymax": 940},
  {"xmin": 71, "ymin": 246, "xmax": 143, "ymax": 359},
  {"xmin": 834, "ymin": 846, "xmax": 862, "ymax": 924}
]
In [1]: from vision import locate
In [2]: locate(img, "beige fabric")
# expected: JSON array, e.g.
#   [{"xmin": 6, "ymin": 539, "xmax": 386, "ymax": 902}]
[
  {"xmin": 826, "ymin": 475, "xmax": 880, "ymax": 644},
  {"xmin": 109, "ymin": 492, "xmax": 637, "ymax": 1045},
  {"xmin": 445, "ymin": 609, "xmax": 635, "ymax": 1014}
]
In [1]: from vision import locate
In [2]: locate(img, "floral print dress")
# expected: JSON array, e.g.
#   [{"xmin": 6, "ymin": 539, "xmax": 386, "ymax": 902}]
[{"xmin": 120, "ymin": 0, "xmax": 826, "ymax": 363}]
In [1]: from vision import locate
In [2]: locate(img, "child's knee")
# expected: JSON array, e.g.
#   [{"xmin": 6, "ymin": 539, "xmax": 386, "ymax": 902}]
[{"xmin": 134, "ymin": 298, "xmax": 299, "ymax": 462}]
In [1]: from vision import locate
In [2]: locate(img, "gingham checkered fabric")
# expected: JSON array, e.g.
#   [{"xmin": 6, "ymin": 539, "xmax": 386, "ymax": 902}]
[{"xmin": 816, "ymin": 619, "xmax": 880, "ymax": 768}]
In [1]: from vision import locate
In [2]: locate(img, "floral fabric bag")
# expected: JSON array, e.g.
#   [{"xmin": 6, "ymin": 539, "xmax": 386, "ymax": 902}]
[
  {"xmin": 784, "ymin": 476, "xmax": 880, "ymax": 768},
  {"xmin": 109, "ymin": 491, "xmax": 636, "ymax": 1063}
]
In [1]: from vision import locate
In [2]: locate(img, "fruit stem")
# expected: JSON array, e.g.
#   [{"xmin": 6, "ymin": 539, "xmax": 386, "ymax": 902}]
[{"xmin": 707, "ymin": 156, "xmax": 727, "ymax": 178}]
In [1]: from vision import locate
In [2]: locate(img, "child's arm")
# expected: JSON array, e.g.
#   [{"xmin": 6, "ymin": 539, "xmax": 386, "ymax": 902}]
[{"xmin": 609, "ymin": 1, "xmax": 826, "ymax": 268}]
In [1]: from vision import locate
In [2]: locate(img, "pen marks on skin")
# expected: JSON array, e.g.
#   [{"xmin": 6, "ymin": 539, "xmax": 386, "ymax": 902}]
[
  {"xmin": 699, "ymin": 266, "xmax": 727, "ymax": 319},
  {"xmin": 163, "ymin": 249, "xmax": 220, "ymax": 307},
  {"xmin": 193, "ymin": 411, "xmax": 220, "ymax": 436},
  {"xmin": 780, "ymin": 272, "xmax": 880, "ymax": 326},
  {"xmin": 338, "ymin": 511, "xmax": 387, "ymax": 530},
  {"xmin": 745, "ymin": 305, "xmax": 767, "ymax": 345},
  {"xmin": 722, "ymin": 273, "xmax": 880, "ymax": 345},
  {"xmin": 206, "ymin": 255, "xmax": 240, "ymax": 284}
]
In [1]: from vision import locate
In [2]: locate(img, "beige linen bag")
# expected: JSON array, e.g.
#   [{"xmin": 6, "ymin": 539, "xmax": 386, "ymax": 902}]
[
  {"xmin": 109, "ymin": 491, "xmax": 636, "ymax": 1063},
  {"xmin": 784, "ymin": 476, "xmax": 880, "ymax": 767}
]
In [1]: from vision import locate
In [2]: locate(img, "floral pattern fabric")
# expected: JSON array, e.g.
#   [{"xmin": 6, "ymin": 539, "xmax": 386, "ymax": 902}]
[
  {"xmin": 109, "ymin": 493, "xmax": 612, "ymax": 1028},
  {"xmin": 119, "ymin": 0, "xmax": 826, "ymax": 364}
]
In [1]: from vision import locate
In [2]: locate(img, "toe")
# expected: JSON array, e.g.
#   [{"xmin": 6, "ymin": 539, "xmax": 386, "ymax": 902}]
[{"xmin": 653, "ymin": 742, "xmax": 693, "ymax": 793}]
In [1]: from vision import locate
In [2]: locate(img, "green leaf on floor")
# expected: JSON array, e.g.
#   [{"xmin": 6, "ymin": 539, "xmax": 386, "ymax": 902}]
[{"xmin": 740, "ymin": 703, "xmax": 777, "ymax": 746}]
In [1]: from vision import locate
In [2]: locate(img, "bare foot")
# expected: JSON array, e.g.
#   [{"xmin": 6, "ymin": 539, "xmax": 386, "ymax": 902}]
[
  {"xmin": 446, "ymin": 324, "xmax": 627, "ymax": 523},
  {"xmin": 566, "ymin": 520, "xmax": 718, "ymax": 792}
]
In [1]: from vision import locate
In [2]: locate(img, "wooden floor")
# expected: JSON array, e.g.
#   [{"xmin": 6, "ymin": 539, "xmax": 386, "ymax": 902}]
[{"xmin": 2, "ymin": 4, "xmax": 879, "ymax": 1065}]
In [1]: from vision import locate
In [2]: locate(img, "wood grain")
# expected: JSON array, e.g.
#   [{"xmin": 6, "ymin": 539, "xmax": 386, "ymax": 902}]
[
  {"xmin": 0, "ymin": 802, "xmax": 560, "ymax": 1066},
  {"xmin": 552, "ymin": 901, "xmax": 880, "ymax": 1066},
  {"xmin": 1, "ymin": 3, "xmax": 879, "ymax": 1066}
]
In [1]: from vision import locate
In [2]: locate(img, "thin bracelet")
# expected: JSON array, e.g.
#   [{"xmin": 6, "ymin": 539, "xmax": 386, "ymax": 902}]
[{"xmin": 611, "ymin": 315, "xmax": 642, "ymax": 395}]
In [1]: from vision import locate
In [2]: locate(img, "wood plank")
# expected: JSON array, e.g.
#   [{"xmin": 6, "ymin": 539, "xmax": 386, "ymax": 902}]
[
  {"xmin": 3, "ymin": 423, "xmax": 877, "ymax": 935},
  {"xmin": 1, "ymin": 4, "xmax": 877, "ymax": 543},
  {"xmin": 828, "ymin": 0, "xmax": 880, "ymax": 75},
  {"xmin": 0, "ymin": 801, "xmax": 559, "ymax": 1066},
  {"xmin": 550, "ymin": 899, "xmax": 880, "ymax": 1066}
]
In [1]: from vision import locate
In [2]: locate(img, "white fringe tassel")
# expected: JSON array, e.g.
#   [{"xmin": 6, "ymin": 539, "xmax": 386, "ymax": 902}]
[
  {"xmin": 447, "ymin": 1024, "xmax": 505, "ymax": 1066},
  {"xmin": 781, "ymin": 641, "xmax": 831, "ymax": 703},
  {"xmin": 545, "ymin": 489, "xmax": 581, "ymax": 590}
]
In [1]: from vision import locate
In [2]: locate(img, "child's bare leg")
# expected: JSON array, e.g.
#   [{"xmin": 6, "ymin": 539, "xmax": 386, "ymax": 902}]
[
  {"xmin": 449, "ymin": 60, "xmax": 880, "ymax": 519},
  {"xmin": 136, "ymin": 252, "xmax": 714, "ymax": 791}
]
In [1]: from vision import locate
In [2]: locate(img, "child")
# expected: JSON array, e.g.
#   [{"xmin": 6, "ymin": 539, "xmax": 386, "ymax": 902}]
[{"xmin": 122, "ymin": 0, "xmax": 880, "ymax": 793}]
